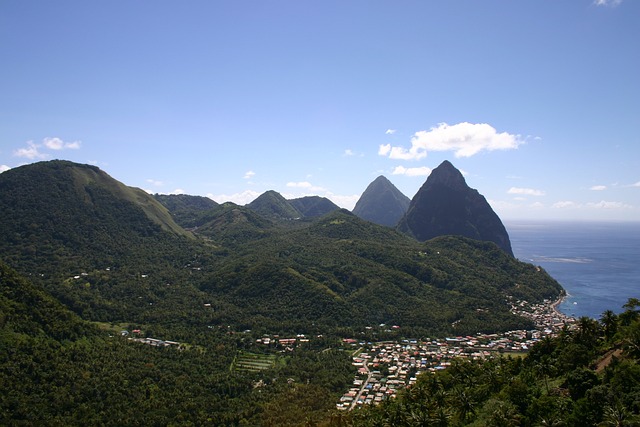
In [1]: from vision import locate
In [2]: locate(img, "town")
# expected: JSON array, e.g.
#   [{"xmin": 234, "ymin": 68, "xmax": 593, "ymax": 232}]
[{"xmin": 336, "ymin": 297, "xmax": 575, "ymax": 411}]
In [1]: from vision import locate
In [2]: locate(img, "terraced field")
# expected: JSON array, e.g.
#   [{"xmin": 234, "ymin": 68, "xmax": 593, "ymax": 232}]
[{"xmin": 233, "ymin": 351, "xmax": 276, "ymax": 372}]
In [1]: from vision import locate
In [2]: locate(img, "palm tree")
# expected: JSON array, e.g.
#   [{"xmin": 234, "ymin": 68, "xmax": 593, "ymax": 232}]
[
  {"xmin": 576, "ymin": 316, "xmax": 601, "ymax": 346},
  {"xmin": 451, "ymin": 386, "xmax": 476, "ymax": 424},
  {"xmin": 599, "ymin": 403, "xmax": 640, "ymax": 427},
  {"xmin": 601, "ymin": 310, "xmax": 619, "ymax": 342}
]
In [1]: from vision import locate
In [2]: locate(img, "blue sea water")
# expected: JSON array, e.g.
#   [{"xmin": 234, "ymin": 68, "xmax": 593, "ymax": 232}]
[{"xmin": 506, "ymin": 221, "xmax": 640, "ymax": 320}]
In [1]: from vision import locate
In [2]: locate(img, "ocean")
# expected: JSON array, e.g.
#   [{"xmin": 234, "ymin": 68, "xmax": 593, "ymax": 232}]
[{"xmin": 506, "ymin": 220, "xmax": 640, "ymax": 320}]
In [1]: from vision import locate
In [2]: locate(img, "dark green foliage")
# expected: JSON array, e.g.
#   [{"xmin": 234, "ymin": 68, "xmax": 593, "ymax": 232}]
[
  {"xmin": 0, "ymin": 160, "xmax": 588, "ymax": 425},
  {"xmin": 154, "ymin": 193, "xmax": 219, "ymax": 229},
  {"xmin": 247, "ymin": 190, "xmax": 303, "ymax": 220},
  {"xmin": 289, "ymin": 195, "xmax": 340, "ymax": 217},
  {"xmin": 200, "ymin": 210, "xmax": 561, "ymax": 336}
]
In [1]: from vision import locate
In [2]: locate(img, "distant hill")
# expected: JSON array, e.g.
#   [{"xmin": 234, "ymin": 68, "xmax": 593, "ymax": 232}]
[
  {"xmin": 154, "ymin": 193, "xmax": 219, "ymax": 229},
  {"xmin": 352, "ymin": 176, "xmax": 410, "ymax": 227},
  {"xmin": 191, "ymin": 202, "xmax": 276, "ymax": 245},
  {"xmin": 289, "ymin": 196, "xmax": 340, "ymax": 217},
  {"xmin": 397, "ymin": 160, "xmax": 514, "ymax": 256},
  {"xmin": 246, "ymin": 190, "xmax": 302, "ymax": 220}
]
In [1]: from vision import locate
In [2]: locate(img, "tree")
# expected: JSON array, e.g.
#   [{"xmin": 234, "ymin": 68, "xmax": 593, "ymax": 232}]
[{"xmin": 601, "ymin": 310, "xmax": 619, "ymax": 343}]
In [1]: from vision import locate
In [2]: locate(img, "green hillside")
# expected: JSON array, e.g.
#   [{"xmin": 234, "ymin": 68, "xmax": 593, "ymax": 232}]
[
  {"xmin": 201, "ymin": 210, "xmax": 562, "ymax": 336},
  {"xmin": 0, "ymin": 160, "xmax": 591, "ymax": 425},
  {"xmin": 247, "ymin": 190, "xmax": 302, "ymax": 220}
]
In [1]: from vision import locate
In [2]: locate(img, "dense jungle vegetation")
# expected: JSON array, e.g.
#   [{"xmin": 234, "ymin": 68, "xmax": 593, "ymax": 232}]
[{"xmin": 0, "ymin": 160, "xmax": 605, "ymax": 425}]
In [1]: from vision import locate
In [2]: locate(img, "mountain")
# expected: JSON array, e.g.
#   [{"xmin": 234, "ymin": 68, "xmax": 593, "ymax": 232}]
[
  {"xmin": 154, "ymin": 193, "xmax": 220, "ymax": 229},
  {"xmin": 289, "ymin": 196, "xmax": 340, "ymax": 217},
  {"xmin": 246, "ymin": 190, "xmax": 302, "ymax": 220},
  {"xmin": 352, "ymin": 175, "xmax": 411, "ymax": 227},
  {"xmin": 205, "ymin": 209, "xmax": 561, "ymax": 335},
  {"xmin": 0, "ymin": 160, "xmax": 556, "ymax": 335},
  {"xmin": 190, "ymin": 202, "xmax": 276, "ymax": 245},
  {"xmin": 0, "ymin": 160, "xmax": 206, "ymax": 288},
  {"xmin": 397, "ymin": 160, "xmax": 514, "ymax": 256}
]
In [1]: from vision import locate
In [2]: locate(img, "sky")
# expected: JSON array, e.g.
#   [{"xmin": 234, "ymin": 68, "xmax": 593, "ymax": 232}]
[{"xmin": 1, "ymin": 0, "xmax": 639, "ymax": 221}]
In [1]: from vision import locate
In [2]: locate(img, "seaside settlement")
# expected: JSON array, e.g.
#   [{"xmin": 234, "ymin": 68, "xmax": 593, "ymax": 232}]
[{"xmin": 336, "ymin": 297, "xmax": 575, "ymax": 411}]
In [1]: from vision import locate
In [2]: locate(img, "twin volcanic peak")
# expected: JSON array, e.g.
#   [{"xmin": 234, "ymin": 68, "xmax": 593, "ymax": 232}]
[
  {"xmin": 396, "ymin": 160, "xmax": 514, "ymax": 256},
  {"xmin": 352, "ymin": 175, "xmax": 411, "ymax": 227}
]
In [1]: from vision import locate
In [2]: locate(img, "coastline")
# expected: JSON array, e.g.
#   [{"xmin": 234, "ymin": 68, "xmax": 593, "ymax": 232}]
[{"xmin": 551, "ymin": 291, "xmax": 575, "ymax": 322}]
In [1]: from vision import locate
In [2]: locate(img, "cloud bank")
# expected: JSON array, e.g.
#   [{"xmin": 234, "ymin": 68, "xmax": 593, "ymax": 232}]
[
  {"xmin": 14, "ymin": 137, "xmax": 81, "ymax": 160},
  {"xmin": 508, "ymin": 187, "xmax": 546, "ymax": 196},
  {"xmin": 379, "ymin": 122, "xmax": 524, "ymax": 160},
  {"xmin": 392, "ymin": 166, "xmax": 432, "ymax": 176}
]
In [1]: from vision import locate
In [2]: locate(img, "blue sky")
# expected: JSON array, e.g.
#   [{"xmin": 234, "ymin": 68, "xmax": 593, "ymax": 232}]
[{"xmin": 1, "ymin": 0, "xmax": 639, "ymax": 221}]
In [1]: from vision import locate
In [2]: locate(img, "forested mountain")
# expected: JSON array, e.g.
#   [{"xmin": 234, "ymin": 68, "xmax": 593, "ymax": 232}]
[
  {"xmin": 247, "ymin": 190, "xmax": 302, "ymax": 220},
  {"xmin": 154, "ymin": 193, "xmax": 219, "ymax": 229},
  {"xmin": 0, "ymin": 160, "xmax": 194, "ymax": 277},
  {"xmin": 0, "ymin": 160, "xmax": 556, "ymax": 336},
  {"xmin": 289, "ymin": 195, "xmax": 340, "ymax": 217},
  {"xmin": 0, "ymin": 160, "xmax": 580, "ymax": 424},
  {"xmin": 203, "ymin": 209, "xmax": 562, "ymax": 335},
  {"xmin": 352, "ymin": 175, "xmax": 411, "ymax": 227},
  {"xmin": 398, "ymin": 160, "xmax": 514, "ymax": 256}
]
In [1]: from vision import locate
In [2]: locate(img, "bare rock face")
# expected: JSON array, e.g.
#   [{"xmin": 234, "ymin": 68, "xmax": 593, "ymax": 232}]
[
  {"xmin": 352, "ymin": 176, "xmax": 411, "ymax": 227},
  {"xmin": 397, "ymin": 160, "xmax": 514, "ymax": 256}
]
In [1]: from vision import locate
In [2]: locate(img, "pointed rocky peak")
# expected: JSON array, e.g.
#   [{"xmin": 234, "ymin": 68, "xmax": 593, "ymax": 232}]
[
  {"xmin": 397, "ymin": 160, "xmax": 514, "ymax": 256},
  {"xmin": 425, "ymin": 160, "xmax": 467, "ymax": 189},
  {"xmin": 352, "ymin": 175, "xmax": 411, "ymax": 227}
]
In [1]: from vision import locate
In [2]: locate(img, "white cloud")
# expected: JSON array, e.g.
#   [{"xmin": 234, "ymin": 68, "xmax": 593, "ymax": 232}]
[
  {"xmin": 14, "ymin": 137, "xmax": 81, "ymax": 160},
  {"xmin": 43, "ymin": 137, "xmax": 81, "ymax": 150},
  {"xmin": 146, "ymin": 179, "xmax": 164, "ymax": 187},
  {"xmin": 244, "ymin": 170, "xmax": 255, "ymax": 179},
  {"xmin": 207, "ymin": 189, "xmax": 261, "ymax": 205},
  {"xmin": 631, "ymin": 181, "xmax": 640, "ymax": 188},
  {"xmin": 508, "ymin": 187, "xmax": 546, "ymax": 196},
  {"xmin": 344, "ymin": 149, "xmax": 355, "ymax": 156},
  {"xmin": 378, "ymin": 144, "xmax": 391, "ymax": 156},
  {"xmin": 287, "ymin": 181, "xmax": 312, "ymax": 189},
  {"xmin": 0, "ymin": 165, "xmax": 10, "ymax": 173},
  {"xmin": 586, "ymin": 200, "xmax": 630, "ymax": 209},
  {"xmin": 392, "ymin": 166, "xmax": 432, "ymax": 177},
  {"xmin": 286, "ymin": 181, "xmax": 326, "ymax": 192},
  {"xmin": 553, "ymin": 201, "xmax": 579, "ymax": 209},
  {"xmin": 594, "ymin": 0, "xmax": 622, "ymax": 7},
  {"xmin": 379, "ymin": 122, "xmax": 524, "ymax": 160},
  {"xmin": 590, "ymin": 185, "xmax": 607, "ymax": 191},
  {"xmin": 385, "ymin": 129, "xmax": 396, "ymax": 135},
  {"xmin": 169, "ymin": 188, "xmax": 185, "ymax": 195},
  {"xmin": 323, "ymin": 192, "xmax": 360, "ymax": 210},
  {"xmin": 14, "ymin": 141, "xmax": 47, "ymax": 159},
  {"xmin": 552, "ymin": 200, "xmax": 630, "ymax": 210}
]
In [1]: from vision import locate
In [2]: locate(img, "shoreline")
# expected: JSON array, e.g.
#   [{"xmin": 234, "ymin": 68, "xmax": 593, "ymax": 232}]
[{"xmin": 551, "ymin": 292, "xmax": 576, "ymax": 322}]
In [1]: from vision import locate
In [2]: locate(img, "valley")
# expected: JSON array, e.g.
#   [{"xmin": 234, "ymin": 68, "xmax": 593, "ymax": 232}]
[{"xmin": 1, "ymin": 160, "xmax": 637, "ymax": 426}]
